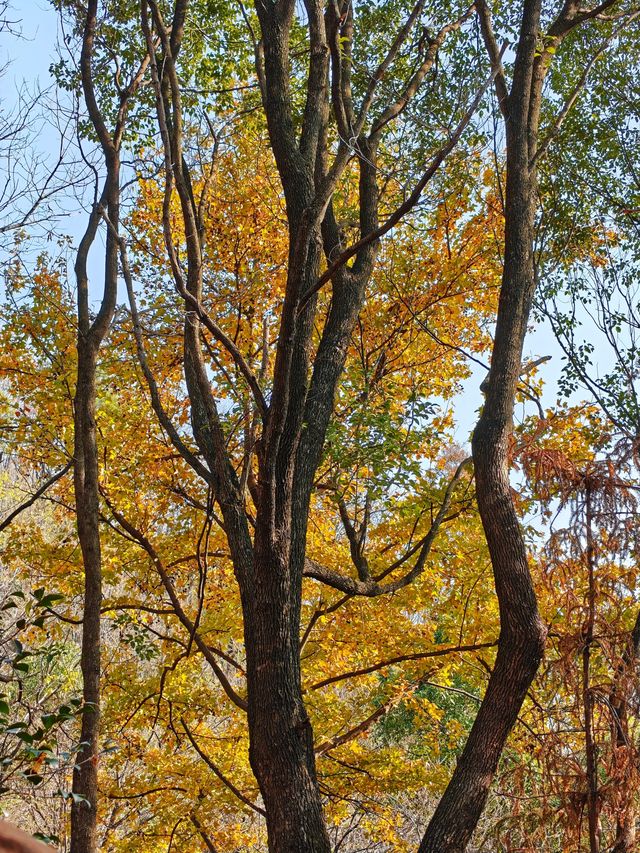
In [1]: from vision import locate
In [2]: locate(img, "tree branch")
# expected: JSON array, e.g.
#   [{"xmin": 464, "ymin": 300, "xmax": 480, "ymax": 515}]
[
  {"xmin": 314, "ymin": 703, "xmax": 388, "ymax": 755},
  {"xmin": 299, "ymin": 56, "xmax": 504, "ymax": 310},
  {"xmin": 533, "ymin": 9, "xmax": 640, "ymax": 165},
  {"xmin": 309, "ymin": 642, "xmax": 497, "ymax": 691},
  {"xmin": 0, "ymin": 461, "xmax": 72, "ymax": 532},
  {"xmin": 353, "ymin": 0, "xmax": 426, "ymax": 135},
  {"xmin": 304, "ymin": 458, "xmax": 472, "ymax": 596},
  {"xmin": 370, "ymin": 7, "xmax": 474, "ymax": 138},
  {"xmin": 105, "ymin": 497, "xmax": 248, "ymax": 712},
  {"xmin": 475, "ymin": 0, "xmax": 510, "ymax": 115},
  {"xmin": 181, "ymin": 719, "xmax": 265, "ymax": 815}
]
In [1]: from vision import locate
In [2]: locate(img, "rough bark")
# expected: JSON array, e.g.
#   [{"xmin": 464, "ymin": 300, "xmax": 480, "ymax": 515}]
[
  {"xmin": 137, "ymin": 0, "xmax": 515, "ymax": 847},
  {"xmin": 610, "ymin": 610, "xmax": 640, "ymax": 853},
  {"xmin": 243, "ymin": 557, "xmax": 331, "ymax": 852},
  {"xmin": 70, "ymin": 177, "xmax": 120, "ymax": 853},
  {"xmin": 583, "ymin": 484, "xmax": 599, "ymax": 853},
  {"xmin": 130, "ymin": 1, "xmax": 626, "ymax": 850},
  {"xmin": 417, "ymin": 1, "xmax": 627, "ymax": 848},
  {"xmin": 419, "ymin": 2, "xmax": 547, "ymax": 848}
]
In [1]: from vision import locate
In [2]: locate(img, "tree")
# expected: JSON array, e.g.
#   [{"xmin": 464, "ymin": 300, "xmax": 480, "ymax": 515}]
[
  {"xmin": 133, "ymin": 1, "xmax": 638, "ymax": 849},
  {"xmin": 129, "ymin": 0, "xmax": 498, "ymax": 847},
  {"xmin": 2, "ymin": 0, "xmax": 640, "ymax": 850},
  {"xmin": 66, "ymin": 5, "xmax": 149, "ymax": 849}
]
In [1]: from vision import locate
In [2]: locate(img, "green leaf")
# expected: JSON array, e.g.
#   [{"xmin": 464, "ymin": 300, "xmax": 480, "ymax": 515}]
[
  {"xmin": 16, "ymin": 731, "xmax": 35, "ymax": 744},
  {"xmin": 5, "ymin": 722, "xmax": 28, "ymax": 733},
  {"xmin": 38, "ymin": 593, "xmax": 65, "ymax": 609}
]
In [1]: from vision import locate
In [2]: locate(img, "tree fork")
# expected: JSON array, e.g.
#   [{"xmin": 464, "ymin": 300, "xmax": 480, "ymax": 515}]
[{"xmin": 69, "ymin": 1, "xmax": 148, "ymax": 845}]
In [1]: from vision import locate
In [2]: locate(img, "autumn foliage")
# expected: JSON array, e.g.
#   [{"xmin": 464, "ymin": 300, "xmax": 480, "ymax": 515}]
[{"xmin": 2, "ymin": 1, "xmax": 640, "ymax": 851}]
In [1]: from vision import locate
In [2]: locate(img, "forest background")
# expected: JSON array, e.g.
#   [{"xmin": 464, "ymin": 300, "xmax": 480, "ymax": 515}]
[{"xmin": 1, "ymin": 1, "xmax": 640, "ymax": 852}]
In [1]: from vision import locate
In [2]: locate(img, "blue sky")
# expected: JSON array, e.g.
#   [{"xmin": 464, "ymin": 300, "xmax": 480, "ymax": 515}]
[
  {"xmin": 1, "ymin": 1, "xmax": 57, "ymax": 91},
  {"xmin": 1, "ymin": 2, "xmax": 114, "ymax": 309}
]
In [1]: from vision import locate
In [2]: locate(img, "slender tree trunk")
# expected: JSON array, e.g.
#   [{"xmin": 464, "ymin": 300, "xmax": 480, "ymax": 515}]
[
  {"xmin": 70, "ymin": 187, "xmax": 119, "ymax": 851},
  {"xmin": 583, "ymin": 484, "xmax": 599, "ymax": 853},
  {"xmin": 419, "ymin": 3, "xmax": 547, "ymax": 849},
  {"xmin": 67, "ymin": 2, "xmax": 144, "ymax": 842},
  {"xmin": 610, "ymin": 612, "xmax": 640, "ymax": 852},
  {"xmin": 69, "ymin": 171, "xmax": 120, "ymax": 853},
  {"xmin": 70, "ymin": 340, "xmax": 101, "ymax": 853}
]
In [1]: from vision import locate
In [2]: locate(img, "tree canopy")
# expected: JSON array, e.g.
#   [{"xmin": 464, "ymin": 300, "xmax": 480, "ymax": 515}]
[{"xmin": 1, "ymin": 1, "xmax": 640, "ymax": 851}]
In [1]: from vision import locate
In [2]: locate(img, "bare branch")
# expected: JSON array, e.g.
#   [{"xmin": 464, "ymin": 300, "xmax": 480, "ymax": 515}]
[
  {"xmin": 180, "ymin": 290, "xmax": 268, "ymax": 419},
  {"xmin": 314, "ymin": 703, "xmax": 388, "ymax": 755},
  {"xmin": 353, "ymin": 0, "xmax": 426, "ymax": 135},
  {"xmin": 304, "ymin": 458, "xmax": 472, "ymax": 596},
  {"xmin": 370, "ymin": 7, "xmax": 474, "ymax": 138},
  {"xmin": 308, "ymin": 642, "xmax": 498, "ymax": 691},
  {"xmin": 105, "ymin": 497, "xmax": 248, "ymax": 713},
  {"xmin": 181, "ymin": 719, "xmax": 265, "ymax": 815},
  {"xmin": 299, "ymin": 56, "xmax": 504, "ymax": 310},
  {"xmin": 475, "ymin": 0, "xmax": 510, "ymax": 115},
  {"xmin": 0, "ymin": 462, "xmax": 72, "ymax": 533},
  {"xmin": 103, "ymin": 213, "xmax": 214, "ymax": 484}
]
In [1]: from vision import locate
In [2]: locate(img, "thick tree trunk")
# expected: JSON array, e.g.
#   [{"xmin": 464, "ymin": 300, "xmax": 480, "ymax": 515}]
[
  {"xmin": 243, "ymin": 551, "xmax": 330, "ymax": 853},
  {"xmin": 419, "ymin": 382, "xmax": 545, "ymax": 852}
]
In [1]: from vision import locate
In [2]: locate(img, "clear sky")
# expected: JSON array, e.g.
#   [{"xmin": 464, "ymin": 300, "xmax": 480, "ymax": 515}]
[{"xmin": 1, "ymin": 1, "xmax": 58, "ymax": 93}]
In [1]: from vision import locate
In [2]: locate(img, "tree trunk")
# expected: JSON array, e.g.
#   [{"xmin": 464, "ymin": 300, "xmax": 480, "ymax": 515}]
[
  {"xmin": 130, "ymin": 1, "xmax": 628, "ymax": 850},
  {"xmin": 70, "ymin": 187, "xmax": 119, "ymax": 851},
  {"xmin": 243, "ymin": 549, "xmax": 331, "ymax": 853},
  {"xmin": 418, "ymin": 3, "xmax": 548, "ymax": 849},
  {"xmin": 583, "ymin": 484, "xmax": 599, "ymax": 853},
  {"xmin": 612, "ymin": 815, "xmax": 636, "ymax": 853},
  {"xmin": 67, "ymin": 3, "xmax": 144, "ymax": 842},
  {"xmin": 70, "ymin": 340, "xmax": 101, "ymax": 853},
  {"xmin": 610, "ymin": 610, "xmax": 640, "ymax": 852}
]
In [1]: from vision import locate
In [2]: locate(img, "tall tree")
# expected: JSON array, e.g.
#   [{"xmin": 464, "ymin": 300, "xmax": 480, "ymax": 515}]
[
  {"xmin": 69, "ymin": 5, "xmax": 148, "ymax": 849},
  {"xmin": 3, "ymin": 0, "xmax": 639, "ymax": 849},
  {"xmin": 117, "ymin": 0, "xmax": 640, "ymax": 849},
  {"xmin": 133, "ymin": 0, "xmax": 496, "ymax": 848},
  {"xmin": 419, "ymin": 3, "xmax": 640, "ymax": 848}
]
